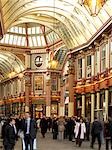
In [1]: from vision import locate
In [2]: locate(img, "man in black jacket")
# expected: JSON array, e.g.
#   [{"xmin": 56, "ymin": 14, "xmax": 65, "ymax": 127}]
[
  {"xmin": 22, "ymin": 112, "xmax": 37, "ymax": 150},
  {"xmin": 3, "ymin": 117, "xmax": 17, "ymax": 150},
  {"xmin": 90, "ymin": 117, "xmax": 102, "ymax": 150}
]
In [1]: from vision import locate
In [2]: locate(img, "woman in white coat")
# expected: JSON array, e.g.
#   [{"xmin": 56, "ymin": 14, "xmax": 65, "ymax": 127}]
[{"xmin": 74, "ymin": 118, "xmax": 86, "ymax": 147}]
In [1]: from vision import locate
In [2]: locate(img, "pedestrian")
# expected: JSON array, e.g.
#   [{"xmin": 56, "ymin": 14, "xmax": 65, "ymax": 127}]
[
  {"xmin": 52, "ymin": 117, "xmax": 58, "ymax": 139},
  {"xmin": 85, "ymin": 118, "xmax": 90, "ymax": 141},
  {"xmin": 22, "ymin": 112, "xmax": 37, "ymax": 150},
  {"xmin": 104, "ymin": 119, "xmax": 111, "ymax": 150},
  {"xmin": 3, "ymin": 117, "xmax": 17, "ymax": 150},
  {"xmin": 90, "ymin": 117, "xmax": 102, "ymax": 150},
  {"xmin": 67, "ymin": 117, "xmax": 76, "ymax": 141},
  {"xmin": 40, "ymin": 115, "xmax": 48, "ymax": 138},
  {"xmin": 57, "ymin": 116, "xmax": 65, "ymax": 141},
  {"xmin": 74, "ymin": 118, "xmax": 86, "ymax": 147}
]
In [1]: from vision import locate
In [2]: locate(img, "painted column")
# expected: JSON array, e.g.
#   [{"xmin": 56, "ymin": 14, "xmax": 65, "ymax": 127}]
[
  {"xmin": 59, "ymin": 78, "xmax": 65, "ymax": 116},
  {"xmin": 46, "ymin": 74, "xmax": 51, "ymax": 117},
  {"xmin": 82, "ymin": 94, "xmax": 85, "ymax": 117},
  {"xmin": 104, "ymin": 89, "xmax": 109, "ymax": 121},
  {"xmin": 97, "ymin": 91, "xmax": 100, "ymax": 118},
  {"xmin": 25, "ymin": 72, "xmax": 31, "ymax": 112},
  {"xmin": 68, "ymin": 56, "xmax": 75, "ymax": 117},
  {"xmin": 91, "ymin": 93, "xmax": 95, "ymax": 122}
]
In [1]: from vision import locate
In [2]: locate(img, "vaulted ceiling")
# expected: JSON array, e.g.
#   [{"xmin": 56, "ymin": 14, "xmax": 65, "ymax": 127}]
[
  {"xmin": 0, "ymin": 0, "xmax": 111, "ymax": 81},
  {"xmin": 0, "ymin": 0, "xmax": 112, "ymax": 49}
]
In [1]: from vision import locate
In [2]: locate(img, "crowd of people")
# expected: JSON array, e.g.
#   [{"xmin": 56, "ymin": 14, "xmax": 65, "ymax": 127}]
[{"xmin": 0, "ymin": 113, "xmax": 112, "ymax": 150}]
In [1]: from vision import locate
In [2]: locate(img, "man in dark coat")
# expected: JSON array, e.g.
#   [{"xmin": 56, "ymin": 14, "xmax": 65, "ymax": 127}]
[
  {"xmin": 52, "ymin": 117, "xmax": 58, "ymax": 139},
  {"xmin": 67, "ymin": 117, "xmax": 76, "ymax": 141},
  {"xmin": 90, "ymin": 117, "xmax": 102, "ymax": 150},
  {"xmin": 22, "ymin": 112, "xmax": 37, "ymax": 150},
  {"xmin": 40, "ymin": 115, "xmax": 48, "ymax": 138},
  {"xmin": 3, "ymin": 117, "xmax": 17, "ymax": 150}
]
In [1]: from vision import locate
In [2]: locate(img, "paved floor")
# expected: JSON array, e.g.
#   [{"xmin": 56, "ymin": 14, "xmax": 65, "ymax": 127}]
[{"xmin": 0, "ymin": 131, "xmax": 107, "ymax": 150}]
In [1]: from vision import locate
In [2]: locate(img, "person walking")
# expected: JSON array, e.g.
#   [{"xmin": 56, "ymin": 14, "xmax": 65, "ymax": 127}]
[
  {"xmin": 74, "ymin": 118, "xmax": 86, "ymax": 147},
  {"xmin": 90, "ymin": 117, "xmax": 102, "ymax": 150},
  {"xmin": 3, "ymin": 117, "xmax": 17, "ymax": 150},
  {"xmin": 52, "ymin": 117, "xmax": 58, "ymax": 139},
  {"xmin": 108, "ymin": 117, "xmax": 112, "ymax": 149},
  {"xmin": 22, "ymin": 112, "xmax": 37, "ymax": 150},
  {"xmin": 57, "ymin": 116, "xmax": 65, "ymax": 141},
  {"xmin": 104, "ymin": 119, "xmax": 111, "ymax": 150},
  {"xmin": 40, "ymin": 115, "xmax": 48, "ymax": 138},
  {"xmin": 67, "ymin": 117, "xmax": 76, "ymax": 141}
]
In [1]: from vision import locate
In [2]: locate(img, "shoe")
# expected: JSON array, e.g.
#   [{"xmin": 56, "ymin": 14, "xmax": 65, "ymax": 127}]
[{"xmin": 90, "ymin": 145, "xmax": 93, "ymax": 149}]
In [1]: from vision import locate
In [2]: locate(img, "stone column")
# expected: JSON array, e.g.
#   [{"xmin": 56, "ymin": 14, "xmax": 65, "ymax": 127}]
[
  {"xmin": 104, "ymin": 89, "xmax": 109, "ymax": 121},
  {"xmin": 91, "ymin": 93, "xmax": 95, "ymax": 122},
  {"xmin": 96, "ymin": 91, "xmax": 100, "ymax": 118},
  {"xmin": 59, "ymin": 78, "xmax": 65, "ymax": 116},
  {"xmin": 25, "ymin": 72, "xmax": 31, "ymax": 112},
  {"xmin": 68, "ymin": 56, "xmax": 75, "ymax": 117},
  {"xmin": 82, "ymin": 94, "xmax": 85, "ymax": 117},
  {"xmin": 46, "ymin": 74, "xmax": 51, "ymax": 117}
]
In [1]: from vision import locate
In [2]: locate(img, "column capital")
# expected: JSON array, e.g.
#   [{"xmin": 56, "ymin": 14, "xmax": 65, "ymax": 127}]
[
  {"xmin": 25, "ymin": 50, "xmax": 31, "ymax": 55},
  {"xmin": 94, "ymin": 42, "xmax": 100, "ymax": 49}
]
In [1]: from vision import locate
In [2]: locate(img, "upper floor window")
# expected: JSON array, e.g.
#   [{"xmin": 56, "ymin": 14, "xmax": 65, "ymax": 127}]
[
  {"xmin": 95, "ymin": 51, "xmax": 98, "ymax": 76},
  {"xmin": 86, "ymin": 55, "xmax": 91, "ymax": 77},
  {"xmin": 101, "ymin": 44, "xmax": 106, "ymax": 72},
  {"xmin": 77, "ymin": 58, "xmax": 82, "ymax": 79},
  {"xmin": 110, "ymin": 39, "xmax": 112, "ymax": 67}
]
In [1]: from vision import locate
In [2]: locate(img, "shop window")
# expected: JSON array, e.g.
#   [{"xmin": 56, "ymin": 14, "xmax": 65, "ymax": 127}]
[
  {"xmin": 110, "ymin": 39, "xmax": 112, "ymax": 67},
  {"xmin": 109, "ymin": 90, "xmax": 112, "ymax": 105},
  {"xmin": 86, "ymin": 55, "xmax": 91, "ymax": 77},
  {"xmin": 101, "ymin": 44, "xmax": 106, "ymax": 72},
  {"xmin": 51, "ymin": 76, "xmax": 58, "ymax": 91},
  {"xmin": 94, "ymin": 93, "xmax": 97, "ymax": 109},
  {"xmin": 100, "ymin": 91, "xmax": 105, "ymax": 109},
  {"xmin": 77, "ymin": 58, "xmax": 82, "ymax": 79}
]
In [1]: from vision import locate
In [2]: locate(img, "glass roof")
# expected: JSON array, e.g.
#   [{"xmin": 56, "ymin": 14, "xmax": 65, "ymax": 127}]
[
  {"xmin": 0, "ymin": 0, "xmax": 111, "ymax": 49},
  {"xmin": 0, "ymin": 51, "xmax": 24, "ymax": 80},
  {"xmin": 0, "ymin": 23, "xmax": 60, "ymax": 47}
]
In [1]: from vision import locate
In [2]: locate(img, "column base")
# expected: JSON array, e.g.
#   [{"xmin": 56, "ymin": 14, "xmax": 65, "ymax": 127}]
[
  {"xmin": 46, "ymin": 106, "xmax": 51, "ymax": 117},
  {"xmin": 59, "ymin": 104, "xmax": 65, "ymax": 116},
  {"xmin": 68, "ymin": 102, "xmax": 74, "ymax": 117},
  {"xmin": 25, "ymin": 105, "xmax": 29, "ymax": 112}
]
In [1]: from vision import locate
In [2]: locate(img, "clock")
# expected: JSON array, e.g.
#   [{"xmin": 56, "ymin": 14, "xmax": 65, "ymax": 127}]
[{"xmin": 35, "ymin": 56, "xmax": 43, "ymax": 67}]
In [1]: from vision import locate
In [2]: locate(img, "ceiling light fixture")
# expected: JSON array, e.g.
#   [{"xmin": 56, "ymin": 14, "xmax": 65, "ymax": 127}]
[
  {"xmin": 48, "ymin": 0, "xmax": 58, "ymax": 70},
  {"xmin": 80, "ymin": 0, "xmax": 107, "ymax": 16}
]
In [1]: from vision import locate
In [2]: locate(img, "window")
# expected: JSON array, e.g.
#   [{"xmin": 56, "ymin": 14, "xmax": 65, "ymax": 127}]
[
  {"xmin": 86, "ymin": 55, "xmax": 91, "ymax": 77},
  {"xmin": 95, "ymin": 51, "xmax": 98, "ymax": 75},
  {"xmin": 77, "ymin": 58, "xmax": 82, "ymax": 79},
  {"xmin": 110, "ymin": 39, "xmax": 112, "ymax": 67},
  {"xmin": 101, "ymin": 44, "xmax": 106, "ymax": 72}
]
